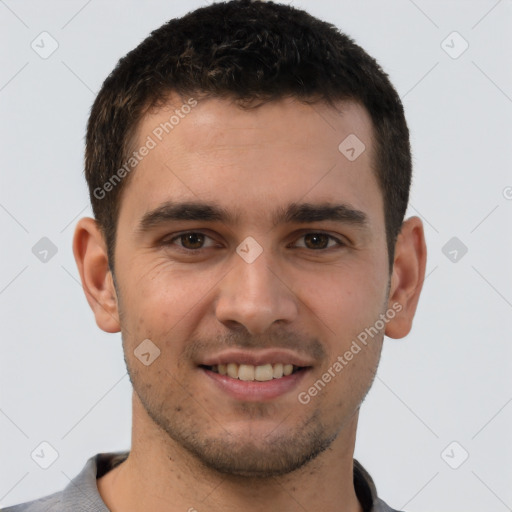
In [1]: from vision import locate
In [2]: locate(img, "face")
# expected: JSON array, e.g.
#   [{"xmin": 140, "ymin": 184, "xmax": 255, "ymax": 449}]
[{"xmin": 112, "ymin": 97, "xmax": 391, "ymax": 477}]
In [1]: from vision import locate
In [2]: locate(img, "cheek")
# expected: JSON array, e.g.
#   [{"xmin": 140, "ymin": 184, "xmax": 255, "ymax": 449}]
[
  {"xmin": 118, "ymin": 259, "xmax": 220, "ymax": 344},
  {"xmin": 125, "ymin": 258, "xmax": 180, "ymax": 306},
  {"xmin": 293, "ymin": 260, "xmax": 387, "ymax": 338}
]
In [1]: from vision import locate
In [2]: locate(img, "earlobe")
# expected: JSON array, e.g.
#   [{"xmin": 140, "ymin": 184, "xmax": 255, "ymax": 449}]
[
  {"xmin": 385, "ymin": 216, "xmax": 427, "ymax": 339},
  {"xmin": 73, "ymin": 217, "xmax": 121, "ymax": 333}
]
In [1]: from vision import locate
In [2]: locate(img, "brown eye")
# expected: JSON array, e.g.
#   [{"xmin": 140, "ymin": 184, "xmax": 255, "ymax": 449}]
[
  {"xmin": 303, "ymin": 233, "xmax": 330, "ymax": 249},
  {"xmin": 179, "ymin": 233, "xmax": 205, "ymax": 249},
  {"xmin": 163, "ymin": 232, "xmax": 216, "ymax": 251},
  {"xmin": 291, "ymin": 232, "xmax": 345, "ymax": 251}
]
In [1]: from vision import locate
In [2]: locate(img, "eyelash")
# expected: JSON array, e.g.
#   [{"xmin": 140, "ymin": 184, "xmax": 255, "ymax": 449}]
[{"xmin": 162, "ymin": 231, "xmax": 346, "ymax": 253}]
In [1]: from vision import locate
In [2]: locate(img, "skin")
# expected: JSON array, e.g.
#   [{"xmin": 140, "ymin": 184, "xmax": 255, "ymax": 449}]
[{"xmin": 74, "ymin": 96, "xmax": 426, "ymax": 512}]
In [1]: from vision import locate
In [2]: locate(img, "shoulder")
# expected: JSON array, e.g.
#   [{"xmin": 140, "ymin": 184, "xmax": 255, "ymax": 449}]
[
  {"xmin": 353, "ymin": 459, "xmax": 405, "ymax": 512},
  {"xmin": 373, "ymin": 496, "xmax": 405, "ymax": 512},
  {"xmin": 1, "ymin": 489, "xmax": 62, "ymax": 512},
  {"xmin": 1, "ymin": 451, "xmax": 129, "ymax": 512}
]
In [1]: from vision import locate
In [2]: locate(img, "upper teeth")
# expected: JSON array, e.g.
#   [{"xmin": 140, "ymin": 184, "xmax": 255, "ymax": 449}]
[{"xmin": 211, "ymin": 363, "xmax": 296, "ymax": 381}]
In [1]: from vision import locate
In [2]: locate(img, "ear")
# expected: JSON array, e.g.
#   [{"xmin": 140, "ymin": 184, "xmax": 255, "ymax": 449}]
[
  {"xmin": 72, "ymin": 217, "xmax": 121, "ymax": 333},
  {"xmin": 385, "ymin": 216, "xmax": 427, "ymax": 339}
]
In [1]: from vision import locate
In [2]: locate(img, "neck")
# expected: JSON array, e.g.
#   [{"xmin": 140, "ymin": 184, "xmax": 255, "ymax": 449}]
[{"xmin": 97, "ymin": 392, "xmax": 364, "ymax": 512}]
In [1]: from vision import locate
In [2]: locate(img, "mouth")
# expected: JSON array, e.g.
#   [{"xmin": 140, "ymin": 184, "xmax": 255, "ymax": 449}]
[
  {"xmin": 199, "ymin": 361, "xmax": 311, "ymax": 402},
  {"xmin": 200, "ymin": 363, "xmax": 305, "ymax": 381},
  {"xmin": 198, "ymin": 350, "xmax": 314, "ymax": 401}
]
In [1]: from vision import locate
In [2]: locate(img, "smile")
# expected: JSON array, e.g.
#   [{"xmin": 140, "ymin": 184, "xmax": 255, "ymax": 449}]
[{"xmin": 204, "ymin": 363, "xmax": 302, "ymax": 381}]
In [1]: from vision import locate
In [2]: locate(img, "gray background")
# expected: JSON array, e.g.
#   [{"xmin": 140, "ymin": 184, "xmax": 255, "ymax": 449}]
[{"xmin": 1, "ymin": 1, "xmax": 511, "ymax": 510}]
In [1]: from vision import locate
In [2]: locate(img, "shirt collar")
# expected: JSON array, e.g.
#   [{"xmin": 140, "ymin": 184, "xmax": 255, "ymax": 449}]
[{"xmin": 60, "ymin": 452, "xmax": 385, "ymax": 512}]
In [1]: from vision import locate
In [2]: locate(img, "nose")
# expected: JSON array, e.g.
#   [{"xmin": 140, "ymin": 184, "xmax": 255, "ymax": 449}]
[{"xmin": 214, "ymin": 248, "xmax": 299, "ymax": 335}]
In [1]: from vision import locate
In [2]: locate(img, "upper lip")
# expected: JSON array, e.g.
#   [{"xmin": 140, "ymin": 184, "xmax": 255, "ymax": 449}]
[{"xmin": 199, "ymin": 349, "xmax": 315, "ymax": 367}]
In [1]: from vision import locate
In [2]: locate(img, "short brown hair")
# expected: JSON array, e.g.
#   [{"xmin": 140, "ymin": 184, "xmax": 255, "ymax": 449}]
[{"xmin": 85, "ymin": 0, "xmax": 412, "ymax": 272}]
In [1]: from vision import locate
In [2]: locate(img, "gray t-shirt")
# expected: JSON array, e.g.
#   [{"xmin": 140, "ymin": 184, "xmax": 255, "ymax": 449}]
[{"xmin": 1, "ymin": 452, "xmax": 404, "ymax": 512}]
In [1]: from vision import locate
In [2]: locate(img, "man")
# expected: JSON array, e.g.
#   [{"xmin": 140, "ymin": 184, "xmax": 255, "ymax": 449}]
[{"xmin": 4, "ymin": 1, "xmax": 426, "ymax": 511}]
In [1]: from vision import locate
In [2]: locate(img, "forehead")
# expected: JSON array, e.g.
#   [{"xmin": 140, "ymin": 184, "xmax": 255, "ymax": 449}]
[
  {"xmin": 120, "ymin": 95, "xmax": 382, "ymax": 229},
  {"xmin": 139, "ymin": 96, "xmax": 375, "ymax": 157}
]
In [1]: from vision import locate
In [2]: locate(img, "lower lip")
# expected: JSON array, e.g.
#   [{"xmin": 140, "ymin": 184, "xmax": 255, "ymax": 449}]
[{"xmin": 202, "ymin": 367, "xmax": 310, "ymax": 402}]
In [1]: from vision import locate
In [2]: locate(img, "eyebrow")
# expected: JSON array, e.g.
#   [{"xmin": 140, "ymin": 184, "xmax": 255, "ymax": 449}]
[{"xmin": 137, "ymin": 200, "xmax": 369, "ymax": 232}]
